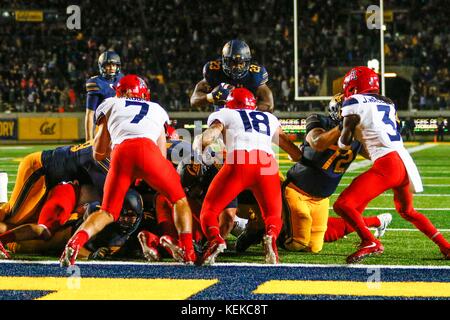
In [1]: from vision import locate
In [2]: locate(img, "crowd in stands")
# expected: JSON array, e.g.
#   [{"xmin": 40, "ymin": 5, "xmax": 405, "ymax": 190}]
[{"xmin": 0, "ymin": 0, "xmax": 448, "ymax": 112}]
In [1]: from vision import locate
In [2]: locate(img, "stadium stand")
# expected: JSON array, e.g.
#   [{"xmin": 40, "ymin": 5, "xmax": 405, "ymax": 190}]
[{"xmin": 0, "ymin": 0, "xmax": 448, "ymax": 112}]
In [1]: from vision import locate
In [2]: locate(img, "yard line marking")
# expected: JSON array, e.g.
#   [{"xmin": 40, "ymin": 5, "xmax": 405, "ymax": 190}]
[
  {"xmin": 338, "ymin": 184, "xmax": 450, "ymax": 187},
  {"xmin": 330, "ymin": 193, "xmax": 450, "ymax": 197},
  {"xmin": 384, "ymin": 228, "xmax": 450, "ymax": 232}
]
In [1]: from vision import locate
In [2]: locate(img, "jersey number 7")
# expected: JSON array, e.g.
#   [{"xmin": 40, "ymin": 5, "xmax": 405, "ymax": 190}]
[{"xmin": 125, "ymin": 100, "xmax": 149, "ymax": 124}]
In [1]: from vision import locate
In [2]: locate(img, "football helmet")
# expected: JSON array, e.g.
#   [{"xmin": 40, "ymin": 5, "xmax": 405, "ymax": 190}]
[
  {"xmin": 117, "ymin": 189, "xmax": 144, "ymax": 234},
  {"xmin": 328, "ymin": 93, "xmax": 344, "ymax": 122},
  {"xmin": 116, "ymin": 74, "xmax": 150, "ymax": 100},
  {"xmin": 225, "ymin": 87, "xmax": 257, "ymax": 110},
  {"xmin": 222, "ymin": 40, "xmax": 251, "ymax": 80},
  {"xmin": 342, "ymin": 66, "xmax": 379, "ymax": 98},
  {"xmin": 98, "ymin": 51, "xmax": 121, "ymax": 79}
]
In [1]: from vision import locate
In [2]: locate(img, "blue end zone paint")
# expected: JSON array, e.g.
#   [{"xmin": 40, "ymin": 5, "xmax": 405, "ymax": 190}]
[
  {"xmin": 1, "ymin": 263, "xmax": 449, "ymax": 300},
  {"xmin": 0, "ymin": 290, "xmax": 55, "ymax": 300}
]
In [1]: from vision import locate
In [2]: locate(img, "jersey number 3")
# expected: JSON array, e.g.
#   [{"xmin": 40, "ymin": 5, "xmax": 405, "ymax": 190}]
[
  {"xmin": 125, "ymin": 100, "xmax": 149, "ymax": 124},
  {"xmin": 377, "ymin": 104, "xmax": 401, "ymax": 141},
  {"xmin": 238, "ymin": 110, "xmax": 270, "ymax": 136}
]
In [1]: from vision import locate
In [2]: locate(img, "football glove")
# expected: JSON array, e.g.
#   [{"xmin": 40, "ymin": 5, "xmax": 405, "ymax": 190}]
[{"xmin": 207, "ymin": 83, "xmax": 234, "ymax": 105}]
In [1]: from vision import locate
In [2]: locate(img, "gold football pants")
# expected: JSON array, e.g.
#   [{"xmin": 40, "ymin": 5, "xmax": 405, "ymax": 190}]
[
  {"xmin": 283, "ymin": 184, "xmax": 329, "ymax": 253},
  {"xmin": 0, "ymin": 152, "xmax": 47, "ymax": 227}
]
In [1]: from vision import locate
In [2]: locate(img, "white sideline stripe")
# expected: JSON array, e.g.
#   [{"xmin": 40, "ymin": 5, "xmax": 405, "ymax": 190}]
[
  {"xmin": 329, "ymin": 207, "xmax": 450, "ymax": 211},
  {"xmin": 0, "ymin": 260, "xmax": 449, "ymax": 269},
  {"xmin": 330, "ymin": 193, "xmax": 450, "ymax": 197},
  {"xmin": 342, "ymin": 176, "xmax": 450, "ymax": 180}
]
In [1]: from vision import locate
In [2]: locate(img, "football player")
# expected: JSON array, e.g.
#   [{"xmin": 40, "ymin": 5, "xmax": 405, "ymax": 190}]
[
  {"xmin": 190, "ymin": 40, "xmax": 274, "ymax": 112},
  {"xmin": 85, "ymin": 51, "xmax": 123, "ymax": 141},
  {"xmin": 335, "ymin": 66, "xmax": 450, "ymax": 263},
  {"xmin": 60, "ymin": 75, "xmax": 196, "ymax": 266},
  {"xmin": 0, "ymin": 141, "xmax": 109, "ymax": 233},
  {"xmin": 279, "ymin": 93, "xmax": 392, "ymax": 253},
  {"xmin": 194, "ymin": 88, "xmax": 301, "ymax": 265}
]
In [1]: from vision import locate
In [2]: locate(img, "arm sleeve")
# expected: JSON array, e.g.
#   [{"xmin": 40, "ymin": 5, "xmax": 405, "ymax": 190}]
[
  {"xmin": 305, "ymin": 114, "xmax": 325, "ymax": 133},
  {"xmin": 86, "ymin": 79, "xmax": 101, "ymax": 110},
  {"xmin": 258, "ymin": 65, "xmax": 269, "ymax": 86}
]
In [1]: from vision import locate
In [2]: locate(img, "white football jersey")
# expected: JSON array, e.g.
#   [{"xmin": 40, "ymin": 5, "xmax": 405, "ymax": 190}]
[
  {"xmin": 341, "ymin": 94, "xmax": 404, "ymax": 162},
  {"xmin": 96, "ymin": 97, "xmax": 169, "ymax": 147},
  {"xmin": 342, "ymin": 93, "xmax": 423, "ymax": 192},
  {"xmin": 207, "ymin": 108, "xmax": 281, "ymax": 156}
]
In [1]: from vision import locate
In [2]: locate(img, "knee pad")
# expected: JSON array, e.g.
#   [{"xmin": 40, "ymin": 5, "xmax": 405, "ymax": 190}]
[{"xmin": 309, "ymin": 225, "xmax": 327, "ymax": 253}]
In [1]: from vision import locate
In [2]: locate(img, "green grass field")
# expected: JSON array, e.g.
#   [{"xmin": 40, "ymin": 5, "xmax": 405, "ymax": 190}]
[{"xmin": 1, "ymin": 143, "xmax": 449, "ymax": 266}]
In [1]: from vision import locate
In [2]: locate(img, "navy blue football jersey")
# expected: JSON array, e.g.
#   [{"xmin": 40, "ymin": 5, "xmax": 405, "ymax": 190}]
[
  {"xmin": 203, "ymin": 60, "xmax": 268, "ymax": 96},
  {"xmin": 41, "ymin": 141, "xmax": 109, "ymax": 192},
  {"xmin": 85, "ymin": 73, "xmax": 124, "ymax": 114},
  {"xmin": 287, "ymin": 114, "xmax": 361, "ymax": 198}
]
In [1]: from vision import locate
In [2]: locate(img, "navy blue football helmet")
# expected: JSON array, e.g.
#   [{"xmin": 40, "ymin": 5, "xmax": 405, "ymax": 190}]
[
  {"xmin": 117, "ymin": 189, "xmax": 144, "ymax": 234},
  {"xmin": 222, "ymin": 40, "xmax": 251, "ymax": 80},
  {"xmin": 98, "ymin": 51, "xmax": 121, "ymax": 79}
]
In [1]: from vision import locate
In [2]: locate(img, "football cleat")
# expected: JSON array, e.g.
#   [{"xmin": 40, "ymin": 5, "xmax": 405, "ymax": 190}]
[
  {"xmin": 235, "ymin": 227, "xmax": 265, "ymax": 252},
  {"xmin": 374, "ymin": 213, "xmax": 393, "ymax": 238},
  {"xmin": 0, "ymin": 240, "xmax": 10, "ymax": 259},
  {"xmin": 138, "ymin": 231, "xmax": 161, "ymax": 262},
  {"xmin": 183, "ymin": 247, "xmax": 197, "ymax": 265},
  {"xmin": 160, "ymin": 235, "xmax": 185, "ymax": 263},
  {"xmin": 346, "ymin": 240, "xmax": 384, "ymax": 264},
  {"xmin": 200, "ymin": 237, "xmax": 227, "ymax": 266},
  {"xmin": 263, "ymin": 234, "xmax": 279, "ymax": 264},
  {"xmin": 59, "ymin": 239, "xmax": 81, "ymax": 267}
]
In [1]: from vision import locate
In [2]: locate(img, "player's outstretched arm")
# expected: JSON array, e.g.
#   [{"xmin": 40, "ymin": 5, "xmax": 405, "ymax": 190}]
[
  {"xmin": 256, "ymin": 84, "xmax": 274, "ymax": 113},
  {"xmin": 306, "ymin": 126, "xmax": 341, "ymax": 152},
  {"xmin": 338, "ymin": 115, "xmax": 360, "ymax": 149},
  {"xmin": 274, "ymin": 126, "xmax": 302, "ymax": 162},
  {"xmin": 93, "ymin": 117, "xmax": 111, "ymax": 161},
  {"xmin": 190, "ymin": 79, "xmax": 210, "ymax": 109}
]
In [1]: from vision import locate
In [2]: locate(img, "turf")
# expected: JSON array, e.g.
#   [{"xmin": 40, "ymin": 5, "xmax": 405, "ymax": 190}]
[{"xmin": 1, "ymin": 143, "xmax": 449, "ymax": 266}]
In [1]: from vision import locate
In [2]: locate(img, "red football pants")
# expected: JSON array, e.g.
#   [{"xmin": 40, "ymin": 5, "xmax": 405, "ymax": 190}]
[
  {"xmin": 155, "ymin": 193, "xmax": 204, "ymax": 243},
  {"xmin": 333, "ymin": 151, "xmax": 447, "ymax": 248},
  {"xmin": 200, "ymin": 150, "xmax": 282, "ymax": 241},
  {"xmin": 102, "ymin": 138, "xmax": 185, "ymax": 220},
  {"xmin": 324, "ymin": 216, "xmax": 380, "ymax": 242},
  {"xmin": 37, "ymin": 183, "xmax": 77, "ymax": 233}
]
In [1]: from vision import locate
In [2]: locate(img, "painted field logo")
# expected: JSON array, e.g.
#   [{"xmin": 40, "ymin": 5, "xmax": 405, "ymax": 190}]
[{"xmin": 40, "ymin": 122, "xmax": 56, "ymax": 135}]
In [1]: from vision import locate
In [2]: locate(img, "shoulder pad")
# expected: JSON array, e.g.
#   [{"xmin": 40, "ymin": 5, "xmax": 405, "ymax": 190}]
[
  {"xmin": 203, "ymin": 60, "xmax": 222, "ymax": 80},
  {"xmin": 249, "ymin": 63, "xmax": 268, "ymax": 85},
  {"xmin": 342, "ymin": 97, "xmax": 359, "ymax": 108}
]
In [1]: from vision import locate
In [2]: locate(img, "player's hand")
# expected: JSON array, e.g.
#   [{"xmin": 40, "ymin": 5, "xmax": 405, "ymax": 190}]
[{"xmin": 207, "ymin": 83, "xmax": 234, "ymax": 105}]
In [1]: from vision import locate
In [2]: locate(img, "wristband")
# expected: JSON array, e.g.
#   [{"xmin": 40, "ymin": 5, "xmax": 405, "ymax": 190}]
[
  {"xmin": 206, "ymin": 93, "xmax": 214, "ymax": 103},
  {"xmin": 337, "ymin": 137, "xmax": 351, "ymax": 150}
]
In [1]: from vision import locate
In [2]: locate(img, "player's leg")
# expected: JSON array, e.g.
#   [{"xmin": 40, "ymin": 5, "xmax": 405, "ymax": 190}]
[
  {"xmin": 308, "ymin": 197, "xmax": 329, "ymax": 253},
  {"xmin": 60, "ymin": 143, "xmax": 134, "ymax": 266},
  {"xmin": 136, "ymin": 138, "xmax": 195, "ymax": 263},
  {"xmin": 250, "ymin": 162, "xmax": 283, "ymax": 264},
  {"xmin": 393, "ymin": 181, "xmax": 450, "ymax": 258},
  {"xmin": 219, "ymin": 207, "xmax": 237, "ymax": 239},
  {"xmin": 200, "ymin": 163, "xmax": 244, "ymax": 265},
  {"xmin": 324, "ymin": 216, "xmax": 385, "ymax": 242},
  {"xmin": 282, "ymin": 185, "xmax": 313, "ymax": 251},
  {"xmin": 0, "ymin": 152, "xmax": 47, "ymax": 229}
]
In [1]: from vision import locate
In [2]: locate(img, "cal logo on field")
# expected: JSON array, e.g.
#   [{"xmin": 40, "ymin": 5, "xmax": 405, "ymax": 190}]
[{"xmin": 0, "ymin": 119, "xmax": 17, "ymax": 140}]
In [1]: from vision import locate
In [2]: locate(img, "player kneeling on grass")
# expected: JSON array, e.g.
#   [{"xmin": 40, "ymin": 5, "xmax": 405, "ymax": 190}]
[
  {"xmin": 194, "ymin": 88, "xmax": 302, "ymax": 265},
  {"xmin": 60, "ymin": 74, "xmax": 196, "ymax": 266}
]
